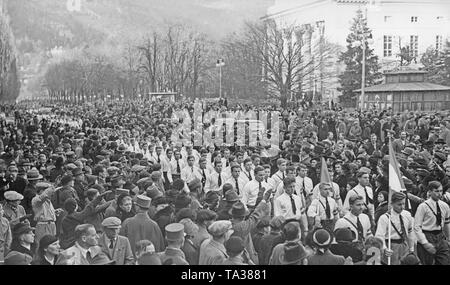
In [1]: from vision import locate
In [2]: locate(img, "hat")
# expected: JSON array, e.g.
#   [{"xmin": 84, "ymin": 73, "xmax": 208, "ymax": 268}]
[
  {"xmin": 401, "ymin": 147, "xmax": 414, "ymax": 156},
  {"xmin": 435, "ymin": 138, "xmax": 446, "ymax": 145},
  {"xmin": 334, "ymin": 228, "xmax": 355, "ymax": 242},
  {"xmin": 179, "ymin": 218, "xmax": 199, "ymax": 237},
  {"xmin": 188, "ymin": 178, "xmax": 201, "ymax": 191},
  {"xmin": 174, "ymin": 193, "xmax": 192, "ymax": 210},
  {"xmin": 115, "ymin": 188, "xmax": 130, "ymax": 196},
  {"xmin": 279, "ymin": 242, "xmax": 308, "ymax": 265},
  {"xmin": 229, "ymin": 201, "xmax": 249, "ymax": 217},
  {"xmin": 4, "ymin": 191, "xmax": 24, "ymax": 201},
  {"xmin": 64, "ymin": 198, "xmax": 78, "ymax": 213},
  {"xmin": 151, "ymin": 171, "xmax": 162, "ymax": 180},
  {"xmin": 111, "ymin": 176, "xmax": 125, "ymax": 186},
  {"xmin": 434, "ymin": 152, "xmax": 447, "ymax": 162},
  {"xmin": 196, "ymin": 209, "xmax": 217, "ymax": 224},
  {"xmin": 165, "ymin": 223, "xmax": 185, "ymax": 241},
  {"xmin": 416, "ymin": 168, "xmax": 430, "ymax": 177},
  {"xmin": 153, "ymin": 196, "xmax": 170, "ymax": 207},
  {"xmin": 72, "ymin": 167, "xmax": 84, "ymax": 176},
  {"xmin": 131, "ymin": 165, "xmax": 145, "ymax": 172},
  {"xmin": 176, "ymin": 208, "xmax": 196, "ymax": 221},
  {"xmin": 61, "ymin": 174, "xmax": 74, "ymax": 185},
  {"xmin": 312, "ymin": 228, "xmax": 332, "ymax": 248},
  {"xmin": 146, "ymin": 186, "xmax": 162, "ymax": 200},
  {"xmin": 65, "ymin": 163, "xmax": 78, "ymax": 171},
  {"xmin": 270, "ymin": 216, "xmax": 286, "ymax": 230},
  {"xmin": 102, "ymin": 217, "xmax": 122, "ymax": 229},
  {"xmin": 26, "ymin": 168, "xmax": 43, "ymax": 181},
  {"xmin": 66, "ymin": 151, "xmax": 75, "ymax": 157},
  {"xmin": 12, "ymin": 222, "xmax": 35, "ymax": 236},
  {"xmin": 172, "ymin": 179, "xmax": 186, "ymax": 191},
  {"xmin": 137, "ymin": 252, "xmax": 162, "ymax": 265},
  {"xmin": 224, "ymin": 190, "xmax": 240, "ymax": 202},
  {"xmin": 391, "ymin": 191, "xmax": 406, "ymax": 203},
  {"xmin": 225, "ymin": 236, "xmax": 245, "ymax": 255},
  {"xmin": 400, "ymin": 253, "xmax": 421, "ymax": 265},
  {"xmin": 4, "ymin": 251, "xmax": 33, "ymax": 265},
  {"xmin": 204, "ymin": 191, "xmax": 220, "ymax": 204},
  {"xmin": 8, "ymin": 165, "xmax": 18, "ymax": 172},
  {"xmin": 136, "ymin": 195, "xmax": 151, "ymax": 209},
  {"xmin": 208, "ymin": 220, "xmax": 233, "ymax": 237},
  {"xmin": 39, "ymin": 234, "xmax": 58, "ymax": 249}
]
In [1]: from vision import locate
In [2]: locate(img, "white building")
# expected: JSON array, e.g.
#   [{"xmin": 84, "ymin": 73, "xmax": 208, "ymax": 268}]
[{"xmin": 262, "ymin": 0, "xmax": 450, "ymax": 101}]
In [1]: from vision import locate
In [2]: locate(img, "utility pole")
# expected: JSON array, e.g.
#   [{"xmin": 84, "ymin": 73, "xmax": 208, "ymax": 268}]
[{"xmin": 216, "ymin": 59, "xmax": 225, "ymax": 98}]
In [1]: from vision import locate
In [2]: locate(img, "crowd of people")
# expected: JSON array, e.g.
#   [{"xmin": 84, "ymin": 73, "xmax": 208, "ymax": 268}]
[{"xmin": 0, "ymin": 99, "xmax": 448, "ymax": 265}]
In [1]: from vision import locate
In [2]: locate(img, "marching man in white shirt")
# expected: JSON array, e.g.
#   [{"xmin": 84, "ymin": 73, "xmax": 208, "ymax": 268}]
[
  {"xmin": 335, "ymin": 195, "xmax": 373, "ymax": 245},
  {"xmin": 295, "ymin": 164, "xmax": 313, "ymax": 208},
  {"xmin": 204, "ymin": 160, "xmax": 225, "ymax": 195},
  {"xmin": 274, "ymin": 177, "xmax": 308, "ymax": 238},
  {"xmin": 170, "ymin": 150, "xmax": 186, "ymax": 181},
  {"xmin": 375, "ymin": 191, "xmax": 415, "ymax": 265},
  {"xmin": 307, "ymin": 182, "xmax": 339, "ymax": 233},
  {"xmin": 241, "ymin": 166, "xmax": 270, "ymax": 212},
  {"xmin": 224, "ymin": 164, "xmax": 247, "ymax": 198},
  {"xmin": 180, "ymin": 155, "xmax": 202, "ymax": 184},
  {"xmin": 241, "ymin": 158, "xmax": 255, "ymax": 184},
  {"xmin": 343, "ymin": 171, "xmax": 374, "ymax": 223},
  {"xmin": 271, "ymin": 158, "xmax": 287, "ymax": 189}
]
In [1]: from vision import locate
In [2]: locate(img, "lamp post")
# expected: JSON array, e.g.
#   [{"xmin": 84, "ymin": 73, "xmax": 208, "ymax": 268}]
[{"xmin": 216, "ymin": 59, "xmax": 225, "ymax": 98}]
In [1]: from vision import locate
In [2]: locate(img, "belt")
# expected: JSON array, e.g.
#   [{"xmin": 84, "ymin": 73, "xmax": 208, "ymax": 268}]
[
  {"xmin": 37, "ymin": 220, "xmax": 55, "ymax": 224},
  {"xmin": 386, "ymin": 239, "xmax": 404, "ymax": 244},
  {"xmin": 423, "ymin": 230, "xmax": 442, "ymax": 235}
]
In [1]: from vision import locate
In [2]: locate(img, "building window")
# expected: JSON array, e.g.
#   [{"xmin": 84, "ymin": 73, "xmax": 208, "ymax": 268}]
[
  {"xmin": 383, "ymin": 36, "xmax": 393, "ymax": 57},
  {"xmin": 411, "ymin": 16, "xmax": 418, "ymax": 22},
  {"xmin": 437, "ymin": 16, "xmax": 443, "ymax": 21},
  {"xmin": 410, "ymin": 35, "xmax": 418, "ymax": 57},
  {"xmin": 436, "ymin": 35, "xmax": 443, "ymax": 51},
  {"xmin": 384, "ymin": 16, "xmax": 391, "ymax": 22}
]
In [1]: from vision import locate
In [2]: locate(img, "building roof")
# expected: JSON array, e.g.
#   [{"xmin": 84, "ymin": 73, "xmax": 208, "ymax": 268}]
[
  {"xmin": 384, "ymin": 70, "xmax": 428, "ymax": 75},
  {"xmin": 355, "ymin": 82, "xmax": 450, "ymax": 92}
]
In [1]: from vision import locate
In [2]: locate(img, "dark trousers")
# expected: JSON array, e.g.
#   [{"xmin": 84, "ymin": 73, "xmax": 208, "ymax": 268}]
[
  {"xmin": 163, "ymin": 172, "xmax": 170, "ymax": 190},
  {"xmin": 417, "ymin": 231, "xmax": 450, "ymax": 265}
]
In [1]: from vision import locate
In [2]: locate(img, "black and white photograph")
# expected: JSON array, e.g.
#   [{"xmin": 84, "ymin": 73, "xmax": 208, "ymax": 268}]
[{"xmin": 0, "ymin": 0, "xmax": 449, "ymax": 271}]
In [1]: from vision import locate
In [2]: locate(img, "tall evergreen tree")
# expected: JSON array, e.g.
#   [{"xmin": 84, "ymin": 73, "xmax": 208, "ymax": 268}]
[
  {"xmin": 338, "ymin": 9, "xmax": 382, "ymax": 107},
  {"xmin": 0, "ymin": 5, "xmax": 20, "ymax": 102},
  {"xmin": 421, "ymin": 40, "xmax": 450, "ymax": 86}
]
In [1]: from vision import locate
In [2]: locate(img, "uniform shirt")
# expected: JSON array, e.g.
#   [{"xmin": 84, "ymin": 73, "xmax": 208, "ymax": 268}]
[
  {"xmin": 181, "ymin": 165, "xmax": 203, "ymax": 184},
  {"xmin": 335, "ymin": 212, "xmax": 373, "ymax": 242},
  {"xmin": 170, "ymin": 159, "xmax": 186, "ymax": 176},
  {"xmin": 414, "ymin": 198, "xmax": 450, "ymax": 244},
  {"xmin": 264, "ymin": 177, "xmax": 277, "ymax": 192},
  {"xmin": 375, "ymin": 209, "xmax": 414, "ymax": 248},
  {"xmin": 204, "ymin": 171, "xmax": 226, "ymax": 193},
  {"xmin": 224, "ymin": 175, "xmax": 248, "ymax": 197},
  {"xmin": 307, "ymin": 195, "xmax": 338, "ymax": 221},
  {"xmin": 274, "ymin": 181, "xmax": 303, "ymax": 201},
  {"xmin": 32, "ymin": 187, "xmax": 57, "ymax": 222},
  {"xmin": 343, "ymin": 184, "xmax": 374, "ymax": 218},
  {"xmin": 241, "ymin": 180, "xmax": 270, "ymax": 207},
  {"xmin": 295, "ymin": 176, "xmax": 313, "ymax": 196},
  {"xmin": 274, "ymin": 192, "xmax": 304, "ymax": 220},
  {"xmin": 241, "ymin": 169, "xmax": 255, "ymax": 184},
  {"xmin": 271, "ymin": 170, "xmax": 286, "ymax": 189},
  {"xmin": 3, "ymin": 203, "xmax": 27, "ymax": 227}
]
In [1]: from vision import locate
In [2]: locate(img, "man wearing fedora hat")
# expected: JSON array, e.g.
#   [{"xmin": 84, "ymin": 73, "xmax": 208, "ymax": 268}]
[
  {"xmin": 157, "ymin": 223, "xmax": 189, "ymax": 265},
  {"xmin": 307, "ymin": 228, "xmax": 349, "ymax": 265},
  {"xmin": 120, "ymin": 195, "xmax": 165, "ymax": 255},
  {"xmin": 199, "ymin": 220, "xmax": 234, "ymax": 265},
  {"xmin": 375, "ymin": 191, "xmax": 415, "ymax": 265},
  {"xmin": 3, "ymin": 190, "xmax": 29, "ymax": 227},
  {"xmin": 98, "ymin": 217, "xmax": 134, "ymax": 265},
  {"xmin": 217, "ymin": 189, "xmax": 240, "ymax": 221}
]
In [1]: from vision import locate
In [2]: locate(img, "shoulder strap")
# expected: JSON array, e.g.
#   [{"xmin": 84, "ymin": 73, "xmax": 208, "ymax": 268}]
[
  {"xmin": 383, "ymin": 213, "xmax": 403, "ymax": 239},
  {"xmin": 343, "ymin": 217, "xmax": 358, "ymax": 232}
]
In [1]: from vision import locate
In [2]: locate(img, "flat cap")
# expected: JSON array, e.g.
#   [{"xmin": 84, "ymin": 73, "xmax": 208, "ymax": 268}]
[
  {"xmin": 208, "ymin": 220, "xmax": 233, "ymax": 237},
  {"xmin": 391, "ymin": 191, "xmax": 406, "ymax": 203},
  {"xmin": 102, "ymin": 217, "xmax": 122, "ymax": 229},
  {"xmin": 4, "ymin": 191, "xmax": 24, "ymax": 201},
  {"xmin": 131, "ymin": 165, "xmax": 146, "ymax": 172}
]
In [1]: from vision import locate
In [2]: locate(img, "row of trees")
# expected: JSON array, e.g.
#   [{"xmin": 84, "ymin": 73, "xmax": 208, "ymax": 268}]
[
  {"xmin": 421, "ymin": 40, "xmax": 450, "ymax": 87},
  {"xmin": 0, "ymin": 5, "xmax": 20, "ymax": 102}
]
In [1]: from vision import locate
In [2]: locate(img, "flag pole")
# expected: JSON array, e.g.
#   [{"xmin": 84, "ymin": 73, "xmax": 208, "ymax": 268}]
[
  {"xmin": 387, "ymin": 137, "xmax": 393, "ymax": 266},
  {"xmin": 387, "ymin": 208, "xmax": 392, "ymax": 265}
]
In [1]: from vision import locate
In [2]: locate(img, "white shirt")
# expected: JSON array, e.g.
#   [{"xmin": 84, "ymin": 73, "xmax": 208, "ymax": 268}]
[
  {"xmin": 375, "ymin": 209, "xmax": 415, "ymax": 248},
  {"xmin": 295, "ymin": 176, "xmax": 313, "ymax": 196},
  {"xmin": 241, "ymin": 168, "xmax": 255, "ymax": 183},
  {"xmin": 343, "ymin": 184, "xmax": 374, "ymax": 218},
  {"xmin": 204, "ymin": 171, "xmax": 226, "ymax": 193},
  {"xmin": 271, "ymin": 170, "xmax": 286, "ymax": 189},
  {"xmin": 181, "ymin": 165, "xmax": 202, "ymax": 184},
  {"xmin": 225, "ymin": 175, "xmax": 248, "ymax": 197},
  {"xmin": 274, "ymin": 192, "xmax": 304, "ymax": 220},
  {"xmin": 307, "ymin": 195, "xmax": 338, "ymax": 221},
  {"xmin": 335, "ymin": 212, "xmax": 373, "ymax": 242},
  {"xmin": 414, "ymin": 199, "xmax": 450, "ymax": 244},
  {"xmin": 170, "ymin": 159, "xmax": 186, "ymax": 175},
  {"xmin": 241, "ymin": 180, "xmax": 270, "ymax": 207}
]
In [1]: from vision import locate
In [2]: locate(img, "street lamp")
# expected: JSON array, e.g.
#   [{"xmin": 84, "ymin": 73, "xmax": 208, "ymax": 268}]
[{"xmin": 216, "ymin": 59, "xmax": 225, "ymax": 98}]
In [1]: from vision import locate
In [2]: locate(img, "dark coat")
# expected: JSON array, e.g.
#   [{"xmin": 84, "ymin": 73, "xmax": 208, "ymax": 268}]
[
  {"xmin": 330, "ymin": 242, "xmax": 363, "ymax": 263},
  {"xmin": 374, "ymin": 201, "xmax": 388, "ymax": 225},
  {"xmin": 257, "ymin": 231, "xmax": 281, "ymax": 265},
  {"xmin": 181, "ymin": 238, "xmax": 199, "ymax": 265}
]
